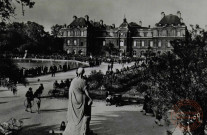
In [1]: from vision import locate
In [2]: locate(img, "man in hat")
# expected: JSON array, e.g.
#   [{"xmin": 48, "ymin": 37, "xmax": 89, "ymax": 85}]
[{"xmin": 63, "ymin": 67, "xmax": 93, "ymax": 135}]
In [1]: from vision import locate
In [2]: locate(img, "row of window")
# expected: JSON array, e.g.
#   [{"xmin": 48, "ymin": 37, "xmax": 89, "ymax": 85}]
[
  {"xmin": 98, "ymin": 30, "xmax": 185, "ymax": 38},
  {"xmin": 101, "ymin": 32, "xmax": 125, "ymax": 37},
  {"xmin": 139, "ymin": 32, "xmax": 152, "ymax": 37},
  {"xmin": 136, "ymin": 30, "xmax": 185, "ymax": 37},
  {"xmin": 66, "ymin": 40, "xmax": 84, "ymax": 46},
  {"xmin": 62, "ymin": 30, "xmax": 87, "ymax": 37},
  {"xmin": 133, "ymin": 40, "xmax": 171, "ymax": 48},
  {"xmin": 66, "ymin": 49, "xmax": 85, "ymax": 55},
  {"xmin": 153, "ymin": 29, "xmax": 185, "ymax": 37},
  {"xmin": 103, "ymin": 40, "xmax": 171, "ymax": 48}
]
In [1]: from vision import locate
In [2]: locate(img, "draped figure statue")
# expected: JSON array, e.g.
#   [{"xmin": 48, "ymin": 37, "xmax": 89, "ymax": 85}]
[{"xmin": 63, "ymin": 68, "xmax": 93, "ymax": 135}]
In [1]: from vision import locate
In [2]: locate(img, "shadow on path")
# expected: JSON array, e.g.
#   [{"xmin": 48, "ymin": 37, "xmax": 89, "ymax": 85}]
[
  {"xmin": 40, "ymin": 108, "xmax": 67, "ymax": 113},
  {"xmin": 0, "ymin": 96, "xmax": 20, "ymax": 98},
  {"xmin": 20, "ymin": 124, "xmax": 59, "ymax": 135},
  {"xmin": 0, "ymin": 101, "xmax": 8, "ymax": 104},
  {"xmin": 0, "ymin": 90, "xmax": 9, "ymax": 92},
  {"xmin": 90, "ymin": 111, "xmax": 167, "ymax": 135}
]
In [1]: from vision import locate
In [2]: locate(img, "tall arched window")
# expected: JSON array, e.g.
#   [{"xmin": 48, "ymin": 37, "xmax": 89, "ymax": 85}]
[
  {"xmin": 67, "ymin": 40, "xmax": 70, "ymax": 45},
  {"xmin": 63, "ymin": 31, "xmax": 67, "ymax": 37},
  {"xmin": 141, "ymin": 41, "xmax": 145, "ymax": 47},
  {"xmin": 177, "ymin": 31, "xmax": 181, "ymax": 36},
  {"xmin": 171, "ymin": 29, "xmax": 176, "ymax": 36},
  {"xmin": 76, "ymin": 30, "xmax": 80, "ymax": 36},
  {"xmin": 150, "ymin": 41, "xmax": 153, "ymax": 47},
  {"xmin": 74, "ymin": 40, "xmax": 77, "ymax": 45},
  {"xmin": 158, "ymin": 41, "xmax": 162, "ymax": 47},
  {"xmin": 153, "ymin": 30, "xmax": 158, "ymax": 37},
  {"xmin": 81, "ymin": 31, "xmax": 84, "ymax": 36},
  {"xmin": 67, "ymin": 31, "xmax": 70, "ymax": 37},
  {"xmin": 70, "ymin": 31, "xmax": 74, "ymax": 36},
  {"xmin": 134, "ymin": 41, "xmax": 137, "ymax": 47},
  {"xmin": 167, "ymin": 41, "xmax": 171, "ymax": 48},
  {"xmin": 84, "ymin": 31, "xmax": 87, "ymax": 36},
  {"xmin": 162, "ymin": 30, "xmax": 167, "ymax": 36}
]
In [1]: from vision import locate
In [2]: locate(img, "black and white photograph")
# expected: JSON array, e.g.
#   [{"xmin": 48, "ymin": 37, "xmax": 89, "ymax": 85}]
[{"xmin": 0, "ymin": 0, "xmax": 207, "ymax": 135}]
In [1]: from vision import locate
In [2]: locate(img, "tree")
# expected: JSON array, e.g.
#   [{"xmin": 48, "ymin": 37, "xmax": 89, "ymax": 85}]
[
  {"xmin": 0, "ymin": 0, "xmax": 35, "ymax": 22},
  {"xmin": 51, "ymin": 24, "xmax": 64, "ymax": 37},
  {"xmin": 0, "ymin": 21, "xmax": 53, "ymax": 53},
  {"xmin": 102, "ymin": 42, "xmax": 119, "ymax": 56},
  {"xmin": 141, "ymin": 28, "xmax": 207, "ymax": 134},
  {"xmin": 0, "ymin": 58, "xmax": 27, "ymax": 84},
  {"xmin": 0, "ymin": 0, "xmax": 34, "ymax": 86}
]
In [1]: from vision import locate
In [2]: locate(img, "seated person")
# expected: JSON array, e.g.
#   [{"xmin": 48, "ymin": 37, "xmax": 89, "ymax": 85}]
[
  {"xmin": 64, "ymin": 79, "xmax": 70, "ymax": 88},
  {"xmin": 53, "ymin": 80, "xmax": 59, "ymax": 89},
  {"xmin": 59, "ymin": 80, "xmax": 65, "ymax": 88},
  {"xmin": 106, "ymin": 94, "xmax": 113, "ymax": 106}
]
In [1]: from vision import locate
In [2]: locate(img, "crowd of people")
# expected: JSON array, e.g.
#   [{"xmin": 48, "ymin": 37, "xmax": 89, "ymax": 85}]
[
  {"xmin": 19, "ymin": 64, "xmax": 72, "ymax": 77},
  {"xmin": 1, "ymin": 52, "xmax": 166, "ymax": 134},
  {"xmin": 53, "ymin": 79, "xmax": 72, "ymax": 89}
]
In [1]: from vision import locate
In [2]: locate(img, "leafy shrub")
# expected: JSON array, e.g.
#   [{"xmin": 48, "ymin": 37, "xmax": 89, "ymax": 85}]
[{"xmin": 88, "ymin": 70, "xmax": 104, "ymax": 89}]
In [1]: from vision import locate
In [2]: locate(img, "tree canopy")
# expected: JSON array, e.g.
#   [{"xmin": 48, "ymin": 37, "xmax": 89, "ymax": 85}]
[
  {"xmin": 0, "ymin": 0, "xmax": 35, "ymax": 22},
  {"xmin": 0, "ymin": 21, "xmax": 63, "ymax": 54},
  {"xmin": 140, "ymin": 28, "xmax": 207, "ymax": 134},
  {"xmin": 51, "ymin": 24, "xmax": 64, "ymax": 37}
]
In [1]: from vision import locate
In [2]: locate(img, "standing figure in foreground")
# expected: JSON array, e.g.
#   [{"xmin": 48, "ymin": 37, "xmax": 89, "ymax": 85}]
[{"xmin": 63, "ymin": 67, "xmax": 93, "ymax": 135}]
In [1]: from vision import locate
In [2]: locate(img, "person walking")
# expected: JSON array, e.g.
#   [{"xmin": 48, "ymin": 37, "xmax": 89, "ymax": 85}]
[
  {"xmin": 141, "ymin": 91, "xmax": 153, "ymax": 115},
  {"xmin": 38, "ymin": 84, "xmax": 44, "ymax": 96},
  {"xmin": 34, "ymin": 84, "xmax": 44, "ymax": 99},
  {"xmin": 36, "ymin": 98, "xmax": 41, "ymax": 114},
  {"xmin": 12, "ymin": 84, "xmax": 17, "ymax": 95},
  {"xmin": 25, "ymin": 87, "xmax": 34, "ymax": 113}
]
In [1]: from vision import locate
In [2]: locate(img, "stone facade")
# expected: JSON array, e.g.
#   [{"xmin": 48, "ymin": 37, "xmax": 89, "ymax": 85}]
[{"xmin": 59, "ymin": 11, "xmax": 187, "ymax": 57}]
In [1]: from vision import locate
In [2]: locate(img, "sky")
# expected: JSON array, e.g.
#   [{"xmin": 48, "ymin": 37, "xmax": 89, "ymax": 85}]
[{"xmin": 13, "ymin": 0, "xmax": 207, "ymax": 33}]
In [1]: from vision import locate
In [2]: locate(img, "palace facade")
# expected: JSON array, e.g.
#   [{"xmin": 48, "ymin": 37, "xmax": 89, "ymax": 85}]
[{"xmin": 59, "ymin": 11, "xmax": 187, "ymax": 57}]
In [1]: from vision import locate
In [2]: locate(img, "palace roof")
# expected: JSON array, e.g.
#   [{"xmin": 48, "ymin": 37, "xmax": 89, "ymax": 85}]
[
  {"xmin": 69, "ymin": 17, "xmax": 91, "ymax": 27},
  {"xmin": 156, "ymin": 14, "xmax": 185, "ymax": 26}
]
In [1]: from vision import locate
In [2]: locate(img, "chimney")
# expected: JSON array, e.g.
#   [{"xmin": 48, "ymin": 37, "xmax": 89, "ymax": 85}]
[
  {"xmin": 177, "ymin": 11, "xmax": 181, "ymax": 18},
  {"xmin": 73, "ymin": 15, "xmax": 77, "ymax": 21},
  {"xmin": 161, "ymin": 12, "xmax": 165, "ymax": 18},
  {"xmin": 85, "ymin": 15, "xmax": 89, "ymax": 22},
  {"xmin": 100, "ymin": 20, "xmax": 103, "ymax": 26},
  {"xmin": 112, "ymin": 24, "xmax": 115, "ymax": 28},
  {"xmin": 148, "ymin": 25, "xmax": 151, "ymax": 28},
  {"xmin": 139, "ymin": 20, "xmax": 142, "ymax": 27}
]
